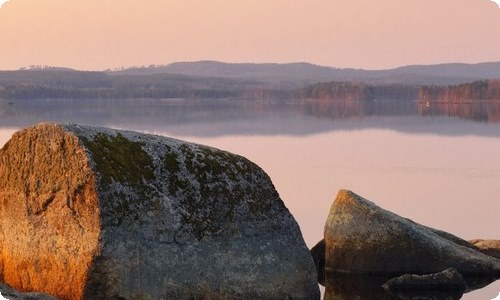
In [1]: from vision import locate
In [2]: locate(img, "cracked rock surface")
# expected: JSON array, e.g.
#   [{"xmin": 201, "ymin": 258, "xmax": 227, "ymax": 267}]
[{"xmin": 0, "ymin": 123, "xmax": 318, "ymax": 300}]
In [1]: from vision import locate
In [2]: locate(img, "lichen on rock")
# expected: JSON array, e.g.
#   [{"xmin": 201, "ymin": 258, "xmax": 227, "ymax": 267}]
[{"xmin": 0, "ymin": 123, "xmax": 319, "ymax": 300}]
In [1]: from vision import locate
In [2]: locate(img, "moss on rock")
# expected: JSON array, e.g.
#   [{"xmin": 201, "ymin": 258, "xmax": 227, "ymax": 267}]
[{"xmin": 79, "ymin": 133, "xmax": 155, "ymax": 187}]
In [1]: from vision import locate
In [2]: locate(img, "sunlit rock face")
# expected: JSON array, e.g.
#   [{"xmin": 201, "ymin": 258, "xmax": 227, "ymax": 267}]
[
  {"xmin": 0, "ymin": 123, "xmax": 319, "ymax": 300},
  {"xmin": 470, "ymin": 239, "xmax": 500, "ymax": 259},
  {"xmin": 324, "ymin": 190, "xmax": 500, "ymax": 277}
]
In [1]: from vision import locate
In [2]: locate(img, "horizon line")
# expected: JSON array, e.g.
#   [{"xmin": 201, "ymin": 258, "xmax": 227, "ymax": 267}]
[{"xmin": 1, "ymin": 59, "xmax": 500, "ymax": 73}]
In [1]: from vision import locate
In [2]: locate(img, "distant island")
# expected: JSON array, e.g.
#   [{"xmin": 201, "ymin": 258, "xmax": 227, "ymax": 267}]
[{"xmin": 0, "ymin": 61, "xmax": 500, "ymax": 101}]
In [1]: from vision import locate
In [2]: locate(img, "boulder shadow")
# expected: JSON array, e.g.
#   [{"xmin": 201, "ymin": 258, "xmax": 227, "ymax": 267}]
[
  {"xmin": 324, "ymin": 272, "xmax": 499, "ymax": 300},
  {"xmin": 324, "ymin": 273, "xmax": 463, "ymax": 300}
]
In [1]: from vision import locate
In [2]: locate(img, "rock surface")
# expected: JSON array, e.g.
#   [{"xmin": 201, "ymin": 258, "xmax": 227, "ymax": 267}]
[
  {"xmin": 310, "ymin": 239, "xmax": 325, "ymax": 285},
  {"xmin": 469, "ymin": 239, "xmax": 500, "ymax": 259},
  {"xmin": 324, "ymin": 189, "xmax": 500, "ymax": 276},
  {"xmin": 0, "ymin": 123, "xmax": 319, "ymax": 300},
  {"xmin": 382, "ymin": 268, "xmax": 467, "ymax": 292},
  {"xmin": 0, "ymin": 283, "xmax": 56, "ymax": 300}
]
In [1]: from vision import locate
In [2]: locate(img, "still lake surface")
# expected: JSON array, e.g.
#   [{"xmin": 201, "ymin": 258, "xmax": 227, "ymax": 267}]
[{"xmin": 0, "ymin": 98, "xmax": 499, "ymax": 299}]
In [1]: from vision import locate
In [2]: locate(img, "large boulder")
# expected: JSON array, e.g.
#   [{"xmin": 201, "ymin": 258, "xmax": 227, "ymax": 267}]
[
  {"xmin": 0, "ymin": 123, "xmax": 319, "ymax": 300},
  {"xmin": 324, "ymin": 189, "xmax": 500, "ymax": 276}
]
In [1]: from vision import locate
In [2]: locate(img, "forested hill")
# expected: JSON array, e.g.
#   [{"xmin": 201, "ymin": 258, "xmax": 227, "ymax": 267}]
[
  {"xmin": 1, "ymin": 62, "xmax": 500, "ymax": 100},
  {"xmin": 298, "ymin": 80, "xmax": 500, "ymax": 102},
  {"xmin": 0, "ymin": 69, "xmax": 291, "ymax": 100},
  {"xmin": 113, "ymin": 61, "xmax": 500, "ymax": 86},
  {"xmin": 297, "ymin": 82, "xmax": 420, "ymax": 101}
]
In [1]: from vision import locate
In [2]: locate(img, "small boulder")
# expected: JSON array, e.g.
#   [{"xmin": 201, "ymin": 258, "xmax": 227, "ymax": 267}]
[
  {"xmin": 469, "ymin": 239, "xmax": 500, "ymax": 259},
  {"xmin": 324, "ymin": 189, "xmax": 500, "ymax": 276},
  {"xmin": 382, "ymin": 268, "xmax": 467, "ymax": 292},
  {"xmin": 0, "ymin": 283, "xmax": 56, "ymax": 300},
  {"xmin": 0, "ymin": 123, "xmax": 319, "ymax": 300},
  {"xmin": 310, "ymin": 239, "xmax": 325, "ymax": 285}
]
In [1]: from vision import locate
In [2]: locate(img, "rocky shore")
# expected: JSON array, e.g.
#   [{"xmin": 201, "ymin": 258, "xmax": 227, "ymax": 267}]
[{"xmin": 0, "ymin": 123, "xmax": 498, "ymax": 299}]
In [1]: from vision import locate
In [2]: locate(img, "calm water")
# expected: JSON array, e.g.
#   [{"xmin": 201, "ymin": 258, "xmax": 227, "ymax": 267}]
[{"xmin": 0, "ymin": 98, "xmax": 499, "ymax": 299}]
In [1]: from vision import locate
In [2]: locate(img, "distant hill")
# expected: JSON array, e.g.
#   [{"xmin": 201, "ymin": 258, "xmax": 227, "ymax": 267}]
[
  {"xmin": 112, "ymin": 60, "xmax": 500, "ymax": 86},
  {"xmin": 1, "ymin": 61, "xmax": 500, "ymax": 100},
  {"xmin": 0, "ymin": 69, "xmax": 111, "ymax": 88}
]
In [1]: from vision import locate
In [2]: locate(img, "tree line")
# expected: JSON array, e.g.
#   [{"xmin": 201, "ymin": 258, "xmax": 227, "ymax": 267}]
[{"xmin": 1, "ymin": 69, "xmax": 499, "ymax": 101}]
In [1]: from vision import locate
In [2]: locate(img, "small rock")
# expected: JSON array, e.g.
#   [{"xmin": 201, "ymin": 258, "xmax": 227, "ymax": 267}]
[
  {"xmin": 382, "ymin": 268, "xmax": 467, "ymax": 292},
  {"xmin": 0, "ymin": 283, "xmax": 57, "ymax": 300},
  {"xmin": 469, "ymin": 239, "xmax": 500, "ymax": 259},
  {"xmin": 310, "ymin": 239, "xmax": 325, "ymax": 285}
]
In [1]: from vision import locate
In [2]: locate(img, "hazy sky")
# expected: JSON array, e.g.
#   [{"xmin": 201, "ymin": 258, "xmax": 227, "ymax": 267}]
[{"xmin": 0, "ymin": 0, "xmax": 499, "ymax": 70}]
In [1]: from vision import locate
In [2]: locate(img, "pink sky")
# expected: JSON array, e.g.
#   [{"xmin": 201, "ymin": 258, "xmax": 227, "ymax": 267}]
[{"xmin": 0, "ymin": 0, "xmax": 499, "ymax": 70}]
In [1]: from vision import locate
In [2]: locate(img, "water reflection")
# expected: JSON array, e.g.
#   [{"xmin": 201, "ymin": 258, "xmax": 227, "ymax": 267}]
[
  {"xmin": 324, "ymin": 273, "xmax": 463, "ymax": 300},
  {"xmin": 418, "ymin": 101, "xmax": 500, "ymax": 123},
  {"xmin": 299, "ymin": 98, "xmax": 418, "ymax": 120},
  {"xmin": 324, "ymin": 273, "xmax": 499, "ymax": 300},
  {"xmin": 1, "ymin": 99, "xmax": 500, "ymax": 138}
]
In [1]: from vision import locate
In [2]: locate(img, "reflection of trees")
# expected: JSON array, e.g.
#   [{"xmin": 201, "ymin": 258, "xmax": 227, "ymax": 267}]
[
  {"xmin": 299, "ymin": 97, "xmax": 500, "ymax": 124},
  {"xmin": 418, "ymin": 101, "xmax": 500, "ymax": 123},
  {"xmin": 299, "ymin": 99, "xmax": 418, "ymax": 120}
]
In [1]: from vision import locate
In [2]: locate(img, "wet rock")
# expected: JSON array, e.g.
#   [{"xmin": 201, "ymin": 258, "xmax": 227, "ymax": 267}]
[
  {"xmin": 0, "ymin": 283, "xmax": 56, "ymax": 300},
  {"xmin": 324, "ymin": 189, "xmax": 500, "ymax": 276},
  {"xmin": 382, "ymin": 268, "xmax": 467, "ymax": 292},
  {"xmin": 0, "ymin": 123, "xmax": 319, "ymax": 300},
  {"xmin": 310, "ymin": 239, "xmax": 325, "ymax": 285},
  {"xmin": 469, "ymin": 240, "xmax": 500, "ymax": 259},
  {"xmin": 323, "ymin": 273, "xmax": 389, "ymax": 300}
]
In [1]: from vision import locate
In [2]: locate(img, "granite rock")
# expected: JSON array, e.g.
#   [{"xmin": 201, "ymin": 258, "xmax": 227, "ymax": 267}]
[
  {"xmin": 0, "ymin": 123, "xmax": 319, "ymax": 300},
  {"xmin": 324, "ymin": 189, "xmax": 500, "ymax": 276}
]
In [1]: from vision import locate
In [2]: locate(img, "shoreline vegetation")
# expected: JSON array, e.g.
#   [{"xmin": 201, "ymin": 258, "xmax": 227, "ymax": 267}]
[{"xmin": 0, "ymin": 62, "xmax": 500, "ymax": 102}]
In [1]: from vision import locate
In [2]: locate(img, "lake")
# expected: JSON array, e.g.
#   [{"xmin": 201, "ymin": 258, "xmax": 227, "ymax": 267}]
[{"xmin": 0, "ymin": 98, "xmax": 499, "ymax": 299}]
